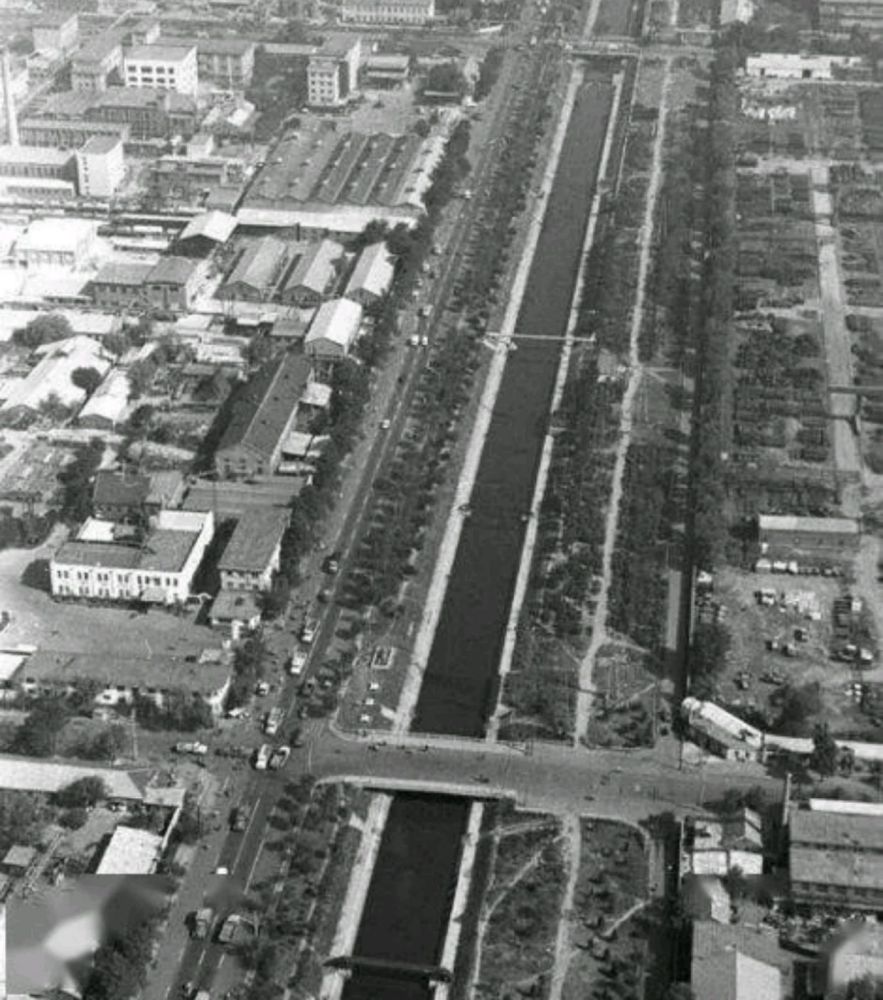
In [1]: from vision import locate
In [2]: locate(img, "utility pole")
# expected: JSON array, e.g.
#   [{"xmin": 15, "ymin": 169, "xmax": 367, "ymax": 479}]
[{"xmin": 130, "ymin": 702, "xmax": 138, "ymax": 763}]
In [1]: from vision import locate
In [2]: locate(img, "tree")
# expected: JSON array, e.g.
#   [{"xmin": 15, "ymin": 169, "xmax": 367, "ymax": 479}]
[
  {"xmin": 423, "ymin": 62, "xmax": 466, "ymax": 98},
  {"xmin": 12, "ymin": 696, "xmax": 72, "ymax": 756},
  {"xmin": 55, "ymin": 776, "xmax": 108, "ymax": 809},
  {"xmin": 12, "ymin": 313, "xmax": 73, "ymax": 349},
  {"xmin": 72, "ymin": 366, "xmax": 104, "ymax": 397},
  {"xmin": 811, "ymin": 723, "xmax": 839, "ymax": 777},
  {"xmin": 126, "ymin": 359, "xmax": 156, "ymax": 399},
  {"xmin": 774, "ymin": 682, "xmax": 822, "ymax": 736}
]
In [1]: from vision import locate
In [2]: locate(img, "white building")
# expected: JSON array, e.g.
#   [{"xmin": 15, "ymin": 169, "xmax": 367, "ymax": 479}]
[
  {"xmin": 11, "ymin": 217, "xmax": 98, "ymax": 269},
  {"xmin": 720, "ymin": 0, "xmax": 757, "ymax": 23},
  {"xmin": 50, "ymin": 509, "xmax": 214, "ymax": 605},
  {"xmin": 680, "ymin": 697, "xmax": 765, "ymax": 762},
  {"xmin": 77, "ymin": 369, "xmax": 130, "ymax": 430},
  {"xmin": 305, "ymin": 297, "xmax": 363, "ymax": 361},
  {"xmin": 76, "ymin": 135, "xmax": 125, "ymax": 199},
  {"xmin": 345, "ymin": 242, "xmax": 395, "ymax": 306},
  {"xmin": 340, "ymin": 0, "xmax": 434, "ymax": 24},
  {"xmin": 95, "ymin": 826, "xmax": 163, "ymax": 874},
  {"xmin": 307, "ymin": 39, "xmax": 361, "ymax": 107},
  {"xmin": 124, "ymin": 44, "xmax": 198, "ymax": 97},
  {"xmin": 744, "ymin": 53, "xmax": 865, "ymax": 80},
  {"xmin": 0, "ymin": 335, "xmax": 113, "ymax": 421}
]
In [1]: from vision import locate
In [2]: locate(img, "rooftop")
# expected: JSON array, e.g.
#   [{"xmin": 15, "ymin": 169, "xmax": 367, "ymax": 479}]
[
  {"xmin": 92, "ymin": 261, "xmax": 154, "ymax": 286},
  {"xmin": 0, "ymin": 145, "xmax": 74, "ymax": 167},
  {"xmin": 791, "ymin": 808, "xmax": 883, "ymax": 852},
  {"xmin": 215, "ymin": 353, "xmax": 313, "ymax": 462},
  {"xmin": 126, "ymin": 43, "xmax": 196, "ymax": 62},
  {"xmin": 182, "ymin": 476, "xmax": 304, "ymax": 519},
  {"xmin": 22, "ymin": 649, "xmax": 232, "ymax": 696},
  {"xmin": 177, "ymin": 210, "xmax": 236, "ymax": 246},
  {"xmin": 95, "ymin": 825, "xmax": 163, "ymax": 874},
  {"xmin": 681, "ymin": 697, "xmax": 765, "ymax": 751},
  {"xmin": 758, "ymin": 514, "xmax": 859, "ymax": 535},
  {"xmin": 692, "ymin": 922, "xmax": 784, "ymax": 1000},
  {"xmin": 345, "ymin": 241, "xmax": 395, "ymax": 299},
  {"xmin": 2, "ymin": 844, "xmax": 37, "ymax": 869},
  {"xmin": 92, "ymin": 469, "xmax": 150, "ymax": 508},
  {"xmin": 160, "ymin": 34, "xmax": 257, "ymax": 55},
  {"xmin": 14, "ymin": 217, "xmax": 97, "ymax": 253},
  {"xmin": 219, "ymin": 507, "xmax": 290, "ymax": 573},
  {"xmin": 222, "ymin": 236, "xmax": 287, "ymax": 294},
  {"xmin": 147, "ymin": 256, "xmax": 199, "ymax": 285},
  {"xmin": 0, "ymin": 754, "xmax": 148, "ymax": 801},
  {"xmin": 306, "ymin": 297, "xmax": 363, "ymax": 353},
  {"xmin": 284, "ymin": 239, "xmax": 344, "ymax": 296},
  {"xmin": 80, "ymin": 134, "xmax": 122, "ymax": 155},
  {"xmin": 210, "ymin": 588, "xmax": 261, "ymax": 622}
]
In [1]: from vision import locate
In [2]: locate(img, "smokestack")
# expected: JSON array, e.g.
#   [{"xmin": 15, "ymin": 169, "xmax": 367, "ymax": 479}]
[{"xmin": 1, "ymin": 47, "xmax": 19, "ymax": 147}]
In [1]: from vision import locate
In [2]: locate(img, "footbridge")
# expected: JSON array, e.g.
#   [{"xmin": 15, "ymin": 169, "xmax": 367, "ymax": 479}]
[{"xmin": 325, "ymin": 956, "xmax": 453, "ymax": 983}]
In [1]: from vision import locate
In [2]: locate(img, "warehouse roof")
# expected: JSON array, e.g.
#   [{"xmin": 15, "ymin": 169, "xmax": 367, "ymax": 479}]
[
  {"xmin": 182, "ymin": 476, "xmax": 303, "ymax": 519},
  {"xmin": 345, "ymin": 241, "xmax": 395, "ymax": 300},
  {"xmin": 223, "ymin": 236, "xmax": 287, "ymax": 294},
  {"xmin": 791, "ymin": 808, "xmax": 883, "ymax": 852},
  {"xmin": 215, "ymin": 353, "xmax": 313, "ymax": 461},
  {"xmin": 758, "ymin": 514, "xmax": 859, "ymax": 535},
  {"xmin": 95, "ymin": 825, "xmax": 163, "ymax": 875},
  {"xmin": 305, "ymin": 297, "xmax": 363, "ymax": 355},
  {"xmin": 177, "ymin": 210, "xmax": 236, "ymax": 247},
  {"xmin": 77, "ymin": 369, "xmax": 130, "ymax": 426},
  {"xmin": 218, "ymin": 507, "xmax": 290, "ymax": 572},
  {"xmin": 681, "ymin": 697, "xmax": 764, "ymax": 752},
  {"xmin": 283, "ymin": 239, "xmax": 344, "ymax": 297},
  {"xmin": 92, "ymin": 261, "xmax": 154, "ymax": 287}
]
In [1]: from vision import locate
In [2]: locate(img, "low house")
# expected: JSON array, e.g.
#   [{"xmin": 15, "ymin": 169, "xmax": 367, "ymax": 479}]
[
  {"xmin": 680, "ymin": 697, "xmax": 765, "ymax": 762},
  {"xmin": 17, "ymin": 647, "xmax": 232, "ymax": 718},
  {"xmin": 92, "ymin": 469, "xmax": 185, "ymax": 521},
  {"xmin": 344, "ymin": 241, "xmax": 395, "ymax": 306},
  {"xmin": 305, "ymin": 297, "xmax": 363, "ymax": 362},
  {"xmin": 174, "ymin": 209, "xmax": 236, "ymax": 257},
  {"xmin": 213, "ymin": 353, "xmax": 313, "ymax": 479},
  {"xmin": 758, "ymin": 514, "xmax": 860, "ymax": 558},
  {"xmin": 209, "ymin": 588, "xmax": 262, "ymax": 636},
  {"xmin": 2, "ymin": 844, "xmax": 37, "ymax": 874},
  {"xmin": 789, "ymin": 804, "xmax": 883, "ymax": 910},
  {"xmin": 691, "ymin": 922, "xmax": 783, "ymax": 1000},
  {"xmin": 279, "ymin": 239, "xmax": 344, "ymax": 307},
  {"xmin": 95, "ymin": 825, "xmax": 163, "ymax": 874},
  {"xmin": 144, "ymin": 256, "xmax": 201, "ymax": 312},
  {"xmin": 219, "ymin": 236, "xmax": 289, "ymax": 302},
  {"xmin": 218, "ymin": 507, "xmax": 290, "ymax": 592},
  {"xmin": 686, "ymin": 808, "xmax": 764, "ymax": 877},
  {"xmin": 88, "ymin": 261, "xmax": 153, "ymax": 309},
  {"xmin": 77, "ymin": 369, "xmax": 130, "ymax": 430}
]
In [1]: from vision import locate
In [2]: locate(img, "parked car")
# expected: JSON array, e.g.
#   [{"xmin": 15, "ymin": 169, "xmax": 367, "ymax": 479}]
[
  {"xmin": 300, "ymin": 619, "xmax": 318, "ymax": 645},
  {"xmin": 230, "ymin": 806, "xmax": 248, "ymax": 832},
  {"xmin": 269, "ymin": 745, "xmax": 291, "ymax": 770},
  {"xmin": 253, "ymin": 744, "xmax": 271, "ymax": 770},
  {"xmin": 289, "ymin": 647, "xmax": 308, "ymax": 675},
  {"xmin": 174, "ymin": 742, "xmax": 208, "ymax": 756},
  {"xmin": 255, "ymin": 681, "xmax": 270, "ymax": 696},
  {"xmin": 323, "ymin": 552, "xmax": 341, "ymax": 575}
]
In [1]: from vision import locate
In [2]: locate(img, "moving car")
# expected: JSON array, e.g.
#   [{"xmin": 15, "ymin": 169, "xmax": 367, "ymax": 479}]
[
  {"xmin": 191, "ymin": 907, "xmax": 213, "ymax": 939},
  {"xmin": 323, "ymin": 552, "xmax": 341, "ymax": 575},
  {"xmin": 230, "ymin": 806, "xmax": 248, "ymax": 832},
  {"xmin": 217, "ymin": 914, "xmax": 240, "ymax": 944}
]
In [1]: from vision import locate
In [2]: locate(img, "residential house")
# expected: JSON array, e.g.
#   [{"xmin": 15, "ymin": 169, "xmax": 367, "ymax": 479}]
[{"xmin": 218, "ymin": 507, "xmax": 290, "ymax": 591}]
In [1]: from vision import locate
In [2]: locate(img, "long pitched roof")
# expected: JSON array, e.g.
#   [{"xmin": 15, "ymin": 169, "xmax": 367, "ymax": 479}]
[
  {"xmin": 223, "ymin": 236, "xmax": 287, "ymax": 294},
  {"xmin": 345, "ymin": 241, "xmax": 395, "ymax": 300},
  {"xmin": 305, "ymin": 298, "xmax": 363, "ymax": 353},
  {"xmin": 215, "ymin": 353, "xmax": 313, "ymax": 461},
  {"xmin": 283, "ymin": 239, "xmax": 343, "ymax": 296}
]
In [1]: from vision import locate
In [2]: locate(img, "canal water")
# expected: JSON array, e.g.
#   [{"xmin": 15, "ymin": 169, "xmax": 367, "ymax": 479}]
[{"xmin": 343, "ymin": 77, "xmax": 615, "ymax": 1000}]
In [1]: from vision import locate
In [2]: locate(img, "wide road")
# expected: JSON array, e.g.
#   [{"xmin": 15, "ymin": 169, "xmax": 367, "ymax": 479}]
[
  {"xmin": 306, "ymin": 723, "xmax": 784, "ymax": 819},
  {"xmin": 159, "ymin": 22, "xmax": 552, "ymax": 1000}
]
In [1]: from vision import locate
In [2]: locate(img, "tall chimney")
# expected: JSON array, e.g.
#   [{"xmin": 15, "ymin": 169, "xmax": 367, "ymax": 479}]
[{"xmin": 1, "ymin": 48, "xmax": 19, "ymax": 147}]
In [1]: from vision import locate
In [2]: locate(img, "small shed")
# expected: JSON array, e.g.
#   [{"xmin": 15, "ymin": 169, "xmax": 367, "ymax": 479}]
[{"xmin": 2, "ymin": 844, "xmax": 37, "ymax": 872}]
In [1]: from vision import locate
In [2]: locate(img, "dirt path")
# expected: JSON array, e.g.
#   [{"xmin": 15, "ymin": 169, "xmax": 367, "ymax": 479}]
[
  {"xmin": 574, "ymin": 57, "xmax": 674, "ymax": 746},
  {"xmin": 547, "ymin": 815, "xmax": 581, "ymax": 1000}
]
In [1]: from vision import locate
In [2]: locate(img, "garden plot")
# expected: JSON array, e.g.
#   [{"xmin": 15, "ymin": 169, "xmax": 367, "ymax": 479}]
[
  {"xmin": 697, "ymin": 566, "xmax": 880, "ymax": 739},
  {"xmin": 584, "ymin": 644, "xmax": 659, "ymax": 749},
  {"xmin": 839, "ymin": 223, "xmax": 883, "ymax": 308},
  {"xmin": 561, "ymin": 820, "xmax": 649, "ymax": 1000},
  {"xmin": 474, "ymin": 812, "xmax": 565, "ymax": 998}
]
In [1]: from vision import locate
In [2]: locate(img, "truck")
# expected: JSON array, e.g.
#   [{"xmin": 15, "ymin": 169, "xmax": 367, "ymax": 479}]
[
  {"xmin": 192, "ymin": 906, "xmax": 213, "ymax": 940},
  {"xmin": 264, "ymin": 707, "xmax": 283, "ymax": 736}
]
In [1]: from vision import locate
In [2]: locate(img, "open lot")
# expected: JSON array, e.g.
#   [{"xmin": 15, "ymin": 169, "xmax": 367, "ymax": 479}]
[{"xmin": 0, "ymin": 525, "xmax": 215, "ymax": 658}]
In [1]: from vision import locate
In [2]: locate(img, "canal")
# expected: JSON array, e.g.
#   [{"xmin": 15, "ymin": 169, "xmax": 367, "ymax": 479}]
[{"xmin": 342, "ymin": 75, "xmax": 616, "ymax": 1000}]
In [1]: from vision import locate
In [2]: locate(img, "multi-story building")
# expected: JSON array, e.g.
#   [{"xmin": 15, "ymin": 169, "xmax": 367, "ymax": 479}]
[
  {"xmin": 820, "ymin": 0, "xmax": 883, "ymax": 34},
  {"xmin": 214, "ymin": 354, "xmax": 313, "ymax": 479},
  {"xmin": 50, "ymin": 509, "xmax": 214, "ymax": 605},
  {"xmin": 147, "ymin": 154, "xmax": 245, "ymax": 205},
  {"xmin": 88, "ymin": 261, "xmax": 153, "ymax": 309},
  {"xmin": 790, "ymin": 804, "xmax": 883, "ymax": 910},
  {"xmin": 307, "ymin": 38, "xmax": 361, "ymax": 107},
  {"xmin": 35, "ymin": 87, "xmax": 197, "ymax": 142},
  {"xmin": 144, "ymin": 256, "xmax": 201, "ymax": 312},
  {"xmin": 124, "ymin": 44, "xmax": 198, "ymax": 98},
  {"xmin": 161, "ymin": 36, "xmax": 256, "ymax": 88},
  {"xmin": 340, "ymin": 0, "xmax": 433, "ymax": 24},
  {"xmin": 32, "ymin": 11, "xmax": 79, "ymax": 54},
  {"xmin": 19, "ymin": 118, "xmax": 130, "ymax": 148},
  {"xmin": 71, "ymin": 33, "xmax": 124, "ymax": 92},
  {"xmin": 218, "ymin": 507, "xmax": 290, "ymax": 592},
  {"xmin": 0, "ymin": 146, "xmax": 77, "ymax": 187},
  {"xmin": 76, "ymin": 135, "xmax": 125, "ymax": 198}
]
